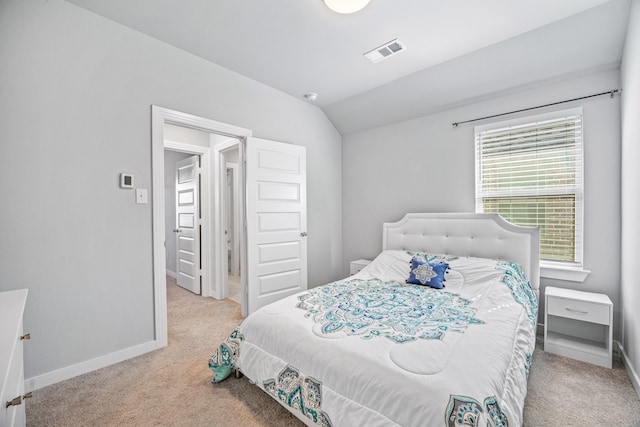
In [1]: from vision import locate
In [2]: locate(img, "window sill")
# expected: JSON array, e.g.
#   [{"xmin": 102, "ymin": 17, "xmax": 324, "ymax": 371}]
[{"xmin": 540, "ymin": 262, "xmax": 591, "ymax": 282}]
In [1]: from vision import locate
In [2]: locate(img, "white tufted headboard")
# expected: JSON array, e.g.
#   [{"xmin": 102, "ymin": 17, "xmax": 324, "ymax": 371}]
[{"xmin": 383, "ymin": 213, "xmax": 540, "ymax": 291}]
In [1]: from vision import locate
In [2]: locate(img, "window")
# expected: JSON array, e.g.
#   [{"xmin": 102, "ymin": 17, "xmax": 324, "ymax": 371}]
[{"xmin": 475, "ymin": 108, "xmax": 584, "ymax": 269}]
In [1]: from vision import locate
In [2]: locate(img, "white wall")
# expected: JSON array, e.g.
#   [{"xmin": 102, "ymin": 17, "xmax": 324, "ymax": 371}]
[
  {"xmin": 0, "ymin": 0, "xmax": 342, "ymax": 382},
  {"xmin": 343, "ymin": 68, "xmax": 622, "ymax": 335},
  {"xmin": 164, "ymin": 150, "xmax": 192, "ymax": 275},
  {"xmin": 620, "ymin": 0, "xmax": 640, "ymax": 394}
]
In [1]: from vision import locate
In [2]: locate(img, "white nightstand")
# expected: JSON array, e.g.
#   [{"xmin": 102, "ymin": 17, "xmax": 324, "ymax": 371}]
[
  {"xmin": 350, "ymin": 259, "xmax": 371, "ymax": 275},
  {"xmin": 544, "ymin": 286, "xmax": 613, "ymax": 368}
]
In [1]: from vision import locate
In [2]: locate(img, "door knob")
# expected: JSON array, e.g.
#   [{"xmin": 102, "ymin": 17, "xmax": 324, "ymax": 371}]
[
  {"xmin": 300, "ymin": 232, "xmax": 308, "ymax": 237},
  {"xmin": 173, "ymin": 229, "xmax": 182, "ymax": 233}
]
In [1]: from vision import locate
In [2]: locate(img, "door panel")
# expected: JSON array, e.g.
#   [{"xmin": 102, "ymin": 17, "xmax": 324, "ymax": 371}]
[
  {"xmin": 257, "ymin": 182, "xmax": 300, "ymax": 201},
  {"xmin": 259, "ymin": 270, "xmax": 301, "ymax": 294},
  {"xmin": 258, "ymin": 212, "xmax": 300, "ymax": 232},
  {"xmin": 175, "ymin": 155, "xmax": 201, "ymax": 294},
  {"xmin": 258, "ymin": 241, "xmax": 301, "ymax": 263},
  {"xmin": 246, "ymin": 138, "xmax": 307, "ymax": 314}
]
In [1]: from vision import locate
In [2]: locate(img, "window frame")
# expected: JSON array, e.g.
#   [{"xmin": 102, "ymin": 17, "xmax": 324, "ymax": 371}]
[{"xmin": 474, "ymin": 107, "xmax": 590, "ymax": 282}]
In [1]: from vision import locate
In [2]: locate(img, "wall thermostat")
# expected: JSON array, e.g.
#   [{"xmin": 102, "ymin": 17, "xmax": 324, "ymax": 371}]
[{"xmin": 120, "ymin": 173, "xmax": 134, "ymax": 189}]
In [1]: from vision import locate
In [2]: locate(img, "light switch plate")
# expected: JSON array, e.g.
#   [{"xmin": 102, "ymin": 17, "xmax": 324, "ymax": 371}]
[{"xmin": 136, "ymin": 188, "xmax": 148, "ymax": 204}]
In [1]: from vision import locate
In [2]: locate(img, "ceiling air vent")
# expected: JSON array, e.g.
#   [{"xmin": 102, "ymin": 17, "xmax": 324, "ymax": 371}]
[{"xmin": 364, "ymin": 38, "xmax": 405, "ymax": 63}]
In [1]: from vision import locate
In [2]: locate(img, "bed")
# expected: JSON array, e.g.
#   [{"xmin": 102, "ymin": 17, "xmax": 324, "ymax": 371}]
[{"xmin": 209, "ymin": 213, "xmax": 540, "ymax": 426}]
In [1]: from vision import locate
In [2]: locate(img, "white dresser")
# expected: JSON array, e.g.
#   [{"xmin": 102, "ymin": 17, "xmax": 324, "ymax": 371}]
[{"xmin": 0, "ymin": 289, "xmax": 29, "ymax": 427}]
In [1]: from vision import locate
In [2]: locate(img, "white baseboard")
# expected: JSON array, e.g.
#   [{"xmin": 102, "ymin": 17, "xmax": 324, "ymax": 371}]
[
  {"xmin": 617, "ymin": 340, "xmax": 640, "ymax": 398},
  {"xmin": 166, "ymin": 269, "xmax": 177, "ymax": 279},
  {"xmin": 25, "ymin": 339, "xmax": 163, "ymax": 392}
]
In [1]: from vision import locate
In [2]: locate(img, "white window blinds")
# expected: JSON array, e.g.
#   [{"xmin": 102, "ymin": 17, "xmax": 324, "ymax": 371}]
[{"xmin": 475, "ymin": 108, "xmax": 583, "ymax": 265}]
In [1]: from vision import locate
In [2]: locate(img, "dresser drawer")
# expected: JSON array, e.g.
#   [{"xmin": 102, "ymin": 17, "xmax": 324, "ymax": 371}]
[
  {"xmin": 3, "ymin": 335, "xmax": 24, "ymax": 427},
  {"xmin": 547, "ymin": 295, "xmax": 610, "ymax": 325},
  {"xmin": 0, "ymin": 289, "xmax": 28, "ymax": 427}
]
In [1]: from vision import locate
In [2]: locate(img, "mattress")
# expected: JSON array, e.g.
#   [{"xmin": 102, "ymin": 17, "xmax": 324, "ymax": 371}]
[{"xmin": 209, "ymin": 250, "xmax": 538, "ymax": 427}]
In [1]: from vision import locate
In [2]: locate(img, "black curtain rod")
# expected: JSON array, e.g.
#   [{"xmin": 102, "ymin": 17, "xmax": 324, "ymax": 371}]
[{"xmin": 452, "ymin": 89, "xmax": 621, "ymax": 127}]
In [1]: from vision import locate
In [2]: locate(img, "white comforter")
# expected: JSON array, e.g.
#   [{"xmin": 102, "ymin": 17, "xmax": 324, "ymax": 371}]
[{"xmin": 210, "ymin": 250, "xmax": 538, "ymax": 427}]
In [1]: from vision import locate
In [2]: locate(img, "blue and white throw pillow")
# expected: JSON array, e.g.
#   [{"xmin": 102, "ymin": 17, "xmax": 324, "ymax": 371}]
[{"xmin": 406, "ymin": 258, "xmax": 449, "ymax": 289}]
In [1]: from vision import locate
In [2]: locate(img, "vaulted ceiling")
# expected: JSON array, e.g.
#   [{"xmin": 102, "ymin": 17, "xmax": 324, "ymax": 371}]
[{"xmin": 66, "ymin": 0, "xmax": 630, "ymax": 134}]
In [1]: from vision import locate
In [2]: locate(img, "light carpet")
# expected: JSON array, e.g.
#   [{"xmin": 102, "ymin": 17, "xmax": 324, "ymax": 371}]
[{"xmin": 26, "ymin": 279, "xmax": 640, "ymax": 426}]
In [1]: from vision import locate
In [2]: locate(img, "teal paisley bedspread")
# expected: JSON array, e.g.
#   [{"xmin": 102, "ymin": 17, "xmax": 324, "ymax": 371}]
[
  {"xmin": 208, "ymin": 328, "xmax": 243, "ymax": 383},
  {"xmin": 296, "ymin": 278, "xmax": 484, "ymax": 344},
  {"xmin": 208, "ymin": 252, "xmax": 537, "ymax": 427}
]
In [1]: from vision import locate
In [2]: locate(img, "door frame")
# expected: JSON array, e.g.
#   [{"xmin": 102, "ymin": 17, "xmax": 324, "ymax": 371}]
[
  {"xmin": 151, "ymin": 106, "xmax": 251, "ymax": 348},
  {"xmin": 226, "ymin": 162, "xmax": 240, "ymax": 277},
  {"xmin": 213, "ymin": 140, "xmax": 247, "ymax": 315}
]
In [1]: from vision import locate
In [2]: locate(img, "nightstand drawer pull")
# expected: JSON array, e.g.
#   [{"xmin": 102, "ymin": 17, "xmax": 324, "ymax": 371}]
[
  {"xmin": 547, "ymin": 295, "xmax": 610, "ymax": 325},
  {"xmin": 565, "ymin": 308, "xmax": 588, "ymax": 315}
]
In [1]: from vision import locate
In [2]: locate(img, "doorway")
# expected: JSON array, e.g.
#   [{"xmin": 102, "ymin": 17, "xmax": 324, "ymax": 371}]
[
  {"xmin": 151, "ymin": 106, "xmax": 309, "ymax": 348},
  {"xmin": 164, "ymin": 149, "xmax": 201, "ymax": 294},
  {"xmin": 151, "ymin": 106, "xmax": 252, "ymax": 349},
  {"xmin": 163, "ymin": 122, "xmax": 213, "ymax": 298},
  {"xmin": 163, "ymin": 123, "xmax": 245, "ymax": 302}
]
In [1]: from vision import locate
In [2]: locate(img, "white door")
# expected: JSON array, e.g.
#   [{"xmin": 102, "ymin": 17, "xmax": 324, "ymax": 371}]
[
  {"xmin": 246, "ymin": 137, "xmax": 307, "ymax": 314},
  {"xmin": 175, "ymin": 155, "xmax": 201, "ymax": 294}
]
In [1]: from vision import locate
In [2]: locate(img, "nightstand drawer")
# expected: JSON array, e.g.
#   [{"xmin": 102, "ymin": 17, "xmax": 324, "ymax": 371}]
[
  {"xmin": 547, "ymin": 296, "xmax": 610, "ymax": 325},
  {"xmin": 350, "ymin": 259, "xmax": 371, "ymax": 275}
]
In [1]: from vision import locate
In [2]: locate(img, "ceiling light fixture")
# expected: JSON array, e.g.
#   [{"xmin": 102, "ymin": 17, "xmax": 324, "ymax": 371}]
[{"xmin": 324, "ymin": 0, "xmax": 370, "ymax": 14}]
